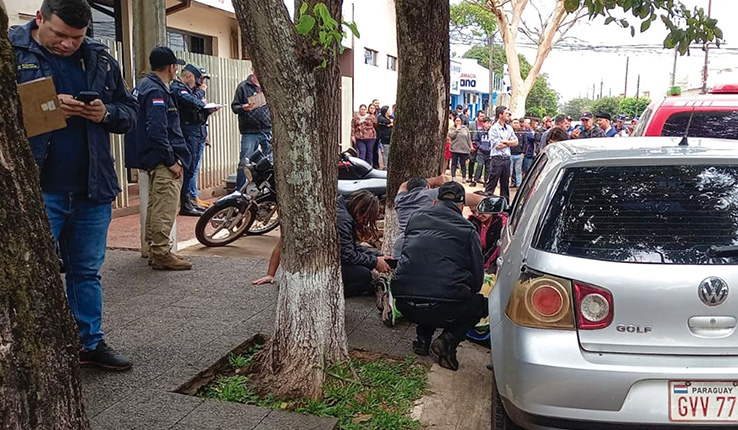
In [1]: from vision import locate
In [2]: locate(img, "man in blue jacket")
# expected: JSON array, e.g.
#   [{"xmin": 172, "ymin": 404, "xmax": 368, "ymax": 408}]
[
  {"xmin": 171, "ymin": 64, "xmax": 216, "ymax": 216},
  {"xmin": 126, "ymin": 47, "xmax": 192, "ymax": 272},
  {"xmin": 10, "ymin": 0, "xmax": 138, "ymax": 370}
]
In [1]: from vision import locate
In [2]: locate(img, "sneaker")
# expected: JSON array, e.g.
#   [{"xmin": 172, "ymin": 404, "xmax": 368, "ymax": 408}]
[
  {"xmin": 431, "ymin": 332, "xmax": 459, "ymax": 371},
  {"xmin": 381, "ymin": 290, "xmax": 396, "ymax": 327},
  {"xmin": 469, "ymin": 181, "xmax": 476, "ymax": 187},
  {"xmin": 147, "ymin": 253, "xmax": 185, "ymax": 266},
  {"xmin": 413, "ymin": 337, "xmax": 430, "ymax": 356},
  {"xmin": 150, "ymin": 252, "xmax": 192, "ymax": 270},
  {"xmin": 79, "ymin": 340, "xmax": 132, "ymax": 371}
]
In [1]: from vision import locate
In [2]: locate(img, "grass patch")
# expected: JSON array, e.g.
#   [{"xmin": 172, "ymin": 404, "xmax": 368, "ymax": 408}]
[{"xmin": 200, "ymin": 351, "xmax": 428, "ymax": 430}]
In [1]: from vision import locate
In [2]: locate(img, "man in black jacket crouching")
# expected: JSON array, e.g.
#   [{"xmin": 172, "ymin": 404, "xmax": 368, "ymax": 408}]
[{"xmin": 392, "ymin": 182, "xmax": 488, "ymax": 371}]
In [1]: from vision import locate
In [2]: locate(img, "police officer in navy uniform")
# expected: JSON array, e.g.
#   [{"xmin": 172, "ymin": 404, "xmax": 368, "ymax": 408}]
[
  {"xmin": 170, "ymin": 64, "xmax": 216, "ymax": 215},
  {"xmin": 125, "ymin": 47, "xmax": 193, "ymax": 271}
]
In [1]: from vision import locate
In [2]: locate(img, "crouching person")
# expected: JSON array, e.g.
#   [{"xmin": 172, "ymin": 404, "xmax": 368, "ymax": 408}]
[{"xmin": 392, "ymin": 182, "xmax": 488, "ymax": 371}]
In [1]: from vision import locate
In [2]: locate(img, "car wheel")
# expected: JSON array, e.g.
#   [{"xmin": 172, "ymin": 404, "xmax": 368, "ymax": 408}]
[{"xmin": 492, "ymin": 373, "xmax": 521, "ymax": 430}]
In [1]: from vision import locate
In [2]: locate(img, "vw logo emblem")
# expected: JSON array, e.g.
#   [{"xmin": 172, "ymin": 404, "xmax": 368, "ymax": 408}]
[{"xmin": 698, "ymin": 277, "xmax": 729, "ymax": 307}]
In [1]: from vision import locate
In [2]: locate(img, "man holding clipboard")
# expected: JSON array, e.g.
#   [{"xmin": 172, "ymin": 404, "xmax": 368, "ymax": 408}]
[{"xmin": 10, "ymin": 0, "xmax": 138, "ymax": 370}]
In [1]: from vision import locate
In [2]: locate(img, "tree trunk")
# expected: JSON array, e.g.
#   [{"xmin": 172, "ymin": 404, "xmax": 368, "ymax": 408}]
[
  {"xmin": 231, "ymin": 0, "xmax": 347, "ymax": 400},
  {"xmin": 383, "ymin": 0, "xmax": 450, "ymax": 255},
  {"xmin": 0, "ymin": 5, "xmax": 90, "ymax": 429}
]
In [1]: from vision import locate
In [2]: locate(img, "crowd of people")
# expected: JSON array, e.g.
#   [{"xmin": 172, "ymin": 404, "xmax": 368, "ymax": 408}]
[
  {"xmin": 444, "ymin": 105, "xmax": 640, "ymax": 199},
  {"xmin": 351, "ymin": 99, "xmax": 395, "ymax": 170}
]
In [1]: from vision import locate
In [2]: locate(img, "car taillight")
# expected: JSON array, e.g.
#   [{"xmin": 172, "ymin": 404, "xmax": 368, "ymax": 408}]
[
  {"xmin": 505, "ymin": 272, "xmax": 574, "ymax": 330},
  {"xmin": 574, "ymin": 282, "xmax": 614, "ymax": 330}
]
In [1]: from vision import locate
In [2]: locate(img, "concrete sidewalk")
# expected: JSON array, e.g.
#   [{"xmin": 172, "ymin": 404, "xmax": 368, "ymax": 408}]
[{"xmin": 84, "ymin": 250, "xmax": 425, "ymax": 429}]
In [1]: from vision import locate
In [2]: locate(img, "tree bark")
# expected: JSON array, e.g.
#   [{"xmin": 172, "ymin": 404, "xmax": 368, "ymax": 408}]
[
  {"xmin": 231, "ymin": 0, "xmax": 347, "ymax": 400},
  {"xmin": 0, "ymin": 5, "xmax": 90, "ymax": 429},
  {"xmin": 383, "ymin": 0, "xmax": 450, "ymax": 254}
]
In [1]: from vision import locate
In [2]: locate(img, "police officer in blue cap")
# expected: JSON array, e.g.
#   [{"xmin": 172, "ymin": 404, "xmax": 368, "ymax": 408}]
[{"xmin": 171, "ymin": 64, "xmax": 218, "ymax": 215}]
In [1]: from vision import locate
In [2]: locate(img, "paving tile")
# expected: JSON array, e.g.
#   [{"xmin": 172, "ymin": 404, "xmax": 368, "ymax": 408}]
[
  {"xmin": 252, "ymin": 410, "xmax": 338, "ymax": 430},
  {"xmin": 89, "ymin": 389, "xmax": 203, "ymax": 430},
  {"xmin": 171, "ymin": 399, "xmax": 270, "ymax": 430}
]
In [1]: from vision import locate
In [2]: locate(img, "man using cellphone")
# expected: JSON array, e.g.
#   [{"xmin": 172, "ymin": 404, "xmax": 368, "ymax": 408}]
[{"xmin": 10, "ymin": 0, "xmax": 138, "ymax": 370}]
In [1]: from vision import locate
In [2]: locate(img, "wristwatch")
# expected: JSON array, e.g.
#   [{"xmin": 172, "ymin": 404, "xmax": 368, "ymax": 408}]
[{"xmin": 101, "ymin": 110, "xmax": 111, "ymax": 124}]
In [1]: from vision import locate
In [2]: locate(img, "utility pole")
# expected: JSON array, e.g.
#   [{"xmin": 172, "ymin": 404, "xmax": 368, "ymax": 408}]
[
  {"xmin": 488, "ymin": 33, "xmax": 494, "ymax": 117},
  {"xmin": 670, "ymin": 48, "xmax": 678, "ymax": 87},
  {"xmin": 636, "ymin": 74, "xmax": 640, "ymax": 99},
  {"xmin": 600, "ymin": 79, "xmax": 603, "ymax": 99},
  {"xmin": 624, "ymin": 56, "xmax": 629, "ymax": 97},
  {"xmin": 701, "ymin": 0, "xmax": 713, "ymax": 94},
  {"xmin": 592, "ymin": 82, "xmax": 596, "ymax": 100}
]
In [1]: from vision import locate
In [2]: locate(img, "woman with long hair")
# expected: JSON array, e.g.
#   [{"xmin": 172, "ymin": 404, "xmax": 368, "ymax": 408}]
[
  {"xmin": 253, "ymin": 191, "xmax": 391, "ymax": 298},
  {"xmin": 351, "ymin": 104, "xmax": 378, "ymax": 165}
]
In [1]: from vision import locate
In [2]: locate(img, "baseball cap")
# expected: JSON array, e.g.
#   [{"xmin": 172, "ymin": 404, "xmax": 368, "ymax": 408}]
[
  {"xmin": 149, "ymin": 47, "xmax": 185, "ymax": 69},
  {"xmin": 437, "ymin": 181, "xmax": 465, "ymax": 204},
  {"xmin": 580, "ymin": 111, "xmax": 593, "ymax": 120},
  {"xmin": 595, "ymin": 112, "xmax": 611, "ymax": 121},
  {"xmin": 183, "ymin": 64, "xmax": 205, "ymax": 80},
  {"xmin": 565, "ymin": 115, "xmax": 573, "ymax": 121}
]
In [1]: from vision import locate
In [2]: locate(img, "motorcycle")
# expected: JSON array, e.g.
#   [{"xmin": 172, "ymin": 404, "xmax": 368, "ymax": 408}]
[{"xmin": 195, "ymin": 149, "xmax": 387, "ymax": 247}]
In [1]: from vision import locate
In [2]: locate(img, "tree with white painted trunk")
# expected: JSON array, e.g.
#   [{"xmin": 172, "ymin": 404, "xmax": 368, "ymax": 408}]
[
  {"xmin": 483, "ymin": 0, "xmax": 722, "ymax": 118},
  {"xmin": 0, "ymin": 3, "xmax": 90, "ymax": 428},
  {"xmin": 230, "ymin": 0, "xmax": 347, "ymax": 399},
  {"xmin": 382, "ymin": 0, "xmax": 450, "ymax": 256}
]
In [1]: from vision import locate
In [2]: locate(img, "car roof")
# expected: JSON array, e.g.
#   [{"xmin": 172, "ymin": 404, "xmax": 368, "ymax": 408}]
[
  {"xmin": 549, "ymin": 137, "xmax": 738, "ymax": 165},
  {"xmin": 658, "ymin": 94, "xmax": 738, "ymax": 108}
]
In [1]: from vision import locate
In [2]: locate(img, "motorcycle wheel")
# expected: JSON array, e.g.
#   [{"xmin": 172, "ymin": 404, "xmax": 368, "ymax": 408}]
[
  {"xmin": 195, "ymin": 200, "xmax": 257, "ymax": 247},
  {"xmin": 248, "ymin": 195, "xmax": 280, "ymax": 235}
]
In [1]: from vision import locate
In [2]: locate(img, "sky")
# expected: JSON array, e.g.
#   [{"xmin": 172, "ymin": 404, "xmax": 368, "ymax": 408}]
[{"xmin": 450, "ymin": 0, "xmax": 738, "ymax": 104}]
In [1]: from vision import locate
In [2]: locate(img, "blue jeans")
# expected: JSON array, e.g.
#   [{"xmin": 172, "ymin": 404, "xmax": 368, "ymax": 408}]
[
  {"xmin": 237, "ymin": 132, "xmax": 272, "ymax": 189},
  {"xmin": 523, "ymin": 157, "xmax": 534, "ymax": 175},
  {"xmin": 356, "ymin": 138, "xmax": 374, "ymax": 166},
  {"xmin": 44, "ymin": 192, "xmax": 111, "ymax": 350},
  {"xmin": 510, "ymin": 154, "xmax": 523, "ymax": 186},
  {"xmin": 188, "ymin": 138, "xmax": 205, "ymax": 198}
]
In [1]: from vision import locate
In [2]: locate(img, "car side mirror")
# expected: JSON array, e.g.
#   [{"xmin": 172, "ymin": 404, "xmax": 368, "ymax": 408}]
[{"xmin": 476, "ymin": 196, "xmax": 510, "ymax": 214}]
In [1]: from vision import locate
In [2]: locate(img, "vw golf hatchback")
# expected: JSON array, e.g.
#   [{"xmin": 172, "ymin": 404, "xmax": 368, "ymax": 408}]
[{"xmin": 486, "ymin": 137, "xmax": 738, "ymax": 429}]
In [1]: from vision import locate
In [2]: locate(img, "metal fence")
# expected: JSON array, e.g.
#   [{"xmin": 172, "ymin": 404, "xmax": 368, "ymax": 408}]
[{"xmin": 101, "ymin": 40, "xmax": 251, "ymax": 209}]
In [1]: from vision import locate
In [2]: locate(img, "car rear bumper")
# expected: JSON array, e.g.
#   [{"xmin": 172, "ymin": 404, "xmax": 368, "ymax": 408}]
[{"xmin": 491, "ymin": 317, "xmax": 738, "ymax": 427}]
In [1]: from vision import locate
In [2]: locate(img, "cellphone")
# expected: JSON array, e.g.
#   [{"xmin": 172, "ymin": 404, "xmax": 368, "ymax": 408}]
[
  {"xmin": 75, "ymin": 91, "xmax": 100, "ymax": 104},
  {"xmin": 385, "ymin": 258, "xmax": 398, "ymax": 269}
]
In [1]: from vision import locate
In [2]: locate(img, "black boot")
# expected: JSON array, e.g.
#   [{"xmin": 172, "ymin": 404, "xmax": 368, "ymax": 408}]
[
  {"xmin": 180, "ymin": 195, "xmax": 205, "ymax": 216},
  {"xmin": 431, "ymin": 332, "xmax": 459, "ymax": 371},
  {"xmin": 413, "ymin": 337, "xmax": 431, "ymax": 356}
]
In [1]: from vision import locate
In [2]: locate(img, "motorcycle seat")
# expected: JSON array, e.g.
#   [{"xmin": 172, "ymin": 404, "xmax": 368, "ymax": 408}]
[
  {"xmin": 363, "ymin": 168, "xmax": 387, "ymax": 180},
  {"xmin": 337, "ymin": 178, "xmax": 386, "ymax": 198}
]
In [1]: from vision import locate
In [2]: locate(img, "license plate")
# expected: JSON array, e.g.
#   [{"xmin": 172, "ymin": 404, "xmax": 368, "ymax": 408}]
[{"xmin": 670, "ymin": 381, "xmax": 738, "ymax": 422}]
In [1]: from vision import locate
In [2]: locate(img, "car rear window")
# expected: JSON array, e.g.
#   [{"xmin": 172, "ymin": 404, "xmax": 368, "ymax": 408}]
[
  {"xmin": 534, "ymin": 165, "xmax": 738, "ymax": 264},
  {"xmin": 661, "ymin": 111, "xmax": 738, "ymax": 140}
]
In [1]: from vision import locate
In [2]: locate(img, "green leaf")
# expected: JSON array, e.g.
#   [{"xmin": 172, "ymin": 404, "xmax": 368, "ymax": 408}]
[
  {"xmin": 640, "ymin": 19, "xmax": 651, "ymax": 33},
  {"xmin": 664, "ymin": 33, "xmax": 676, "ymax": 49},
  {"xmin": 564, "ymin": 0, "xmax": 580, "ymax": 13},
  {"xmin": 604, "ymin": 16, "xmax": 615, "ymax": 25},
  {"xmin": 295, "ymin": 14, "xmax": 316, "ymax": 35},
  {"xmin": 299, "ymin": 1, "xmax": 307, "ymax": 17},
  {"xmin": 321, "ymin": 59, "xmax": 327, "ymax": 68},
  {"xmin": 344, "ymin": 21, "xmax": 360, "ymax": 38}
]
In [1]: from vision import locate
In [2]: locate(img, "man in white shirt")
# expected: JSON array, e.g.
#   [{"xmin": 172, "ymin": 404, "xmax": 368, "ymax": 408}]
[{"xmin": 486, "ymin": 106, "xmax": 518, "ymax": 200}]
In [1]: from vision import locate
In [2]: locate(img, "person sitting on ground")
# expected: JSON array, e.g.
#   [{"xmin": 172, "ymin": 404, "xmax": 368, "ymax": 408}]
[
  {"xmin": 392, "ymin": 182, "xmax": 487, "ymax": 371},
  {"xmin": 252, "ymin": 191, "xmax": 392, "ymax": 297}
]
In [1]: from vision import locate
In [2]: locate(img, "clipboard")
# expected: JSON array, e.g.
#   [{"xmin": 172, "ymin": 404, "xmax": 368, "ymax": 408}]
[{"xmin": 17, "ymin": 77, "xmax": 67, "ymax": 137}]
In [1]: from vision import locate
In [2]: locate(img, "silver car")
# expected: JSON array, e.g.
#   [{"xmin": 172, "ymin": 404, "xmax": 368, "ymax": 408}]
[{"xmin": 482, "ymin": 137, "xmax": 738, "ymax": 429}]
